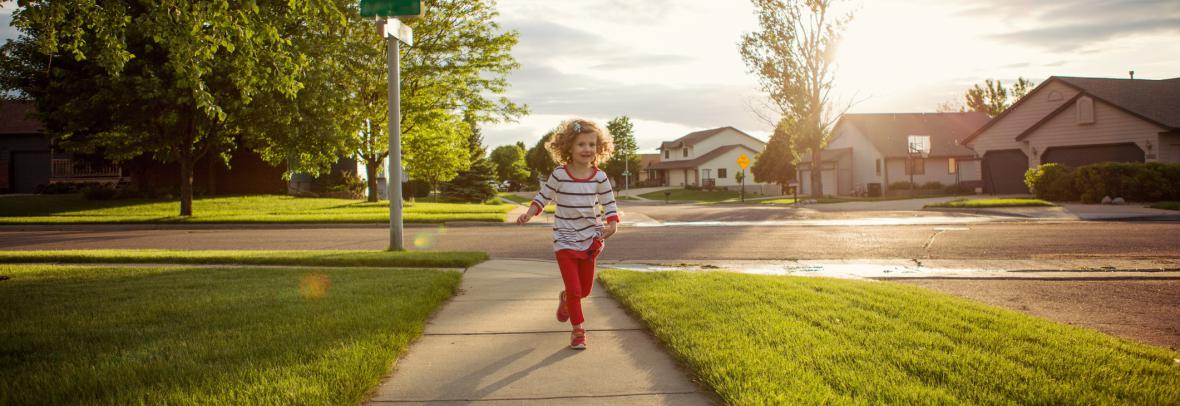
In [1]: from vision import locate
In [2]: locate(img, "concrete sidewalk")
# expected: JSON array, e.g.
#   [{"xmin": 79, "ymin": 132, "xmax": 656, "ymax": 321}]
[{"xmin": 366, "ymin": 259, "xmax": 715, "ymax": 405}]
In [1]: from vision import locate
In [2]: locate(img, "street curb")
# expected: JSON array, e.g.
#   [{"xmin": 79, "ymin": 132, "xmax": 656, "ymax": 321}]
[{"xmin": 920, "ymin": 207, "xmax": 1035, "ymax": 218}]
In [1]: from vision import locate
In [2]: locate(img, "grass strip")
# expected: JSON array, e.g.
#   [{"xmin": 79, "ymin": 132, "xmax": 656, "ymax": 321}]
[
  {"xmin": 1150, "ymin": 201, "xmax": 1180, "ymax": 211},
  {"xmin": 497, "ymin": 193, "xmax": 532, "ymax": 205},
  {"xmin": 925, "ymin": 198, "xmax": 1054, "ymax": 208},
  {"xmin": 0, "ymin": 249, "xmax": 487, "ymax": 268},
  {"xmin": 0, "ymin": 195, "xmax": 514, "ymax": 224},
  {"xmin": 599, "ymin": 270, "xmax": 1180, "ymax": 405},
  {"xmin": 0, "ymin": 264, "xmax": 461, "ymax": 405}
]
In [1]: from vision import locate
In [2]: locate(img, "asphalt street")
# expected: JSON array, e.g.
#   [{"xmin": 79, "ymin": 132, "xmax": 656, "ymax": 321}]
[{"xmin": 3, "ymin": 221, "xmax": 1178, "ymax": 260}]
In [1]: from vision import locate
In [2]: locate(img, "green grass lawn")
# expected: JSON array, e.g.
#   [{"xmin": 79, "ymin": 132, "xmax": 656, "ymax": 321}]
[
  {"xmin": 0, "ymin": 194, "xmax": 515, "ymax": 224},
  {"xmin": 599, "ymin": 270, "xmax": 1180, "ymax": 405},
  {"xmin": 0, "ymin": 249, "xmax": 487, "ymax": 268},
  {"xmin": 638, "ymin": 188, "xmax": 739, "ymax": 202},
  {"xmin": 0, "ymin": 264, "xmax": 461, "ymax": 405},
  {"xmin": 925, "ymin": 198, "xmax": 1055, "ymax": 208},
  {"xmin": 497, "ymin": 192, "xmax": 532, "ymax": 205},
  {"xmin": 758, "ymin": 198, "xmax": 798, "ymax": 205},
  {"xmin": 1150, "ymin": 201, "xmax": 1180, "ymax": 211}
]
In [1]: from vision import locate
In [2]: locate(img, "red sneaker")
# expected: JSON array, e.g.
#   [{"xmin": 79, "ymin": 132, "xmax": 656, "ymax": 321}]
[
  {"xmin": 556, "ymin": 290, "xmax": 569, "ymax": 322},
  {"xmin": 570, "ymin": 328, "xmax": 587, "ymax": 350}
]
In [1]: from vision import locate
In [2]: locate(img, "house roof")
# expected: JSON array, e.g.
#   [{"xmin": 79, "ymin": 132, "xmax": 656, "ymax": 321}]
[
  {"xmin": 0, "ymin": 101, "xmax": 45, "ymax": 135},
  {"xmin": 962, "ymin": 76, "xmax": 1180, "ymax": 145},
  {"xmin": 639, "ymin": 153, "xmax": 660, "ymax": 169},
  {"xmin": 658, "ymin": 126, "xmax": 765, "ymax": 150},
  {"xmin": 648, "ymin": 144, "xmax": 758, "ymax": 170},
  {"xmin": 836, "ymin": 112, "xmax": 990, "ymax": 158}
]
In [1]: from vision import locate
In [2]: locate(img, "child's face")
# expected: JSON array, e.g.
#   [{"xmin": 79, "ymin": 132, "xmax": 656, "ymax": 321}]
[{"xmin": 570, "ymin": 132, "xmax": 598, "ymax": 167}]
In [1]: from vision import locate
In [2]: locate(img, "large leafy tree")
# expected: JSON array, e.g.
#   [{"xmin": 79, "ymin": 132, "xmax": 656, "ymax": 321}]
[
  {"xmin": 600, "ymin": 116, "xmax": 640, "ymax": 189},
  {"xmin": 6, "ymin": 0, "xmax": 353, "ymax": 215},
  {"xmin": 740, "ymin": 0, "xmax": 851, "ymax": 197},
  {"xmin": 352, "ymin": 0, "xmax": 527, "ymax": 201},
  {"xmin": 489, "ymin": 142, "xmax": 531, "ymax": 192},
  {"xmin": 964, "ymin": 77, "xmax": 1036, "ymax": 117},
  {"xmin": 403, "ymin": 111, "xmax": 470, "ymax": 196},
  {"xmin": 751, "ymin": 117, "xmax": 797, "ymax": 187}
]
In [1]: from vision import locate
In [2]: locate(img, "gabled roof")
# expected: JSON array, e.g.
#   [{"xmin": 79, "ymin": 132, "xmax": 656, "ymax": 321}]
[
  {"xmin": 0, "ymin": 101, "xmax": 45, "ymax": 135},
  {"xmin": 639, "ymin": 153, "xmax": 660, "ymax": 169},
  {"xmin": 962, "ymin": 75, "xmax": 1180, "ymax": 145},
  {"xmin": 836, "ymin": 112, "xmax": 990, "ymax": 158},
  {"xmin": 658, "ymin": 126, "xmax": 765, "ymax": 150},
  {"xmin": 648, "ymin": 144, "xmax": 759, "ymax": 170}
]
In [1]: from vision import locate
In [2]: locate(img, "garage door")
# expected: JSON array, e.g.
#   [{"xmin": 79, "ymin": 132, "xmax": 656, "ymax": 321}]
[
  {"xmin": 12, "ymin": 151, "xmax": 51, "ymax": 193},
  {"xmin": 1041, "ymin": 143, "xmax": 1144, "ymax": 167},
  {"xmin": 982, "ymin": 149, "xmax": 1029, "ymax": 195}
]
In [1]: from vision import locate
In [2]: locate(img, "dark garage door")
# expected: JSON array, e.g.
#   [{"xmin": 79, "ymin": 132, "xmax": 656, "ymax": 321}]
[
  {"xmin": 982, "ymin": 149, "xmax": 1029, "ymax": 194},
  {"xmin": 1042, "ymin": 143, "xmax": 1144, "ymax": 168},
  {"xmin": 12, "ymin": 151, "xmax": 50, "ymax": 193}
]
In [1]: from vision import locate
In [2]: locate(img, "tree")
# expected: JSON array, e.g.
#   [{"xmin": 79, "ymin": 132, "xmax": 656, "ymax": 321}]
[
  {"xmin": 441, "ymin": 114, "xmax": 497, "ymax": 202},
  {"xmin": 352, "ymin": 0, "xmax": 527, "ymax": 202},
  {"xmin": 963, "ymin": 77, "xmax": 1035, "ymax": 117},
  {"xmin": 489, "ymin": 143, "xmax": 531, "ymax": 191},
  {"xmin": 751, "ymin": 117, "xmax": 797, "ymax": 187},
  {"xmin": 403, "ymin": 111, "xmax": 470, "ymax": 196},
  {"xmin": 525, "ymin": 131, "xmax": 557, "ymax": 187},
  {"xmin": 6, "ymin": 0, "xmax": 355, "ymax": 215},
  {"xmin": 740, "ymin": 0, "xmax": 851, "ymax": 197},
  {"xmin": 600, "ymin": 116, "xmax": 640, "ymax": 189}
]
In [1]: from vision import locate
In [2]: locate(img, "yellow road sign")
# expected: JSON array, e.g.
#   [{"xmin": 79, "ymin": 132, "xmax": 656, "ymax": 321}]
[{"xmin": 737, "ymin": 154, "xmax": 750, "ymax": 169}]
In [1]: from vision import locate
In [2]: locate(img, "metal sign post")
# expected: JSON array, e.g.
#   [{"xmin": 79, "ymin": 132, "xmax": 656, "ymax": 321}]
[
  {"xmin": 737, "ymin": 153, "xmax": 750, "ymax": 202},
  {"xmin": 363, "ymin": 0, "xmax": 420, "ymax": 251}
]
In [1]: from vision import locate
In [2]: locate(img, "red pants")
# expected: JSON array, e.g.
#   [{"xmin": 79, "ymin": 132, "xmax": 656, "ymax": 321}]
[{"xmin": 555, "ymin": 239, "xmax": 603, "ymax": 325}]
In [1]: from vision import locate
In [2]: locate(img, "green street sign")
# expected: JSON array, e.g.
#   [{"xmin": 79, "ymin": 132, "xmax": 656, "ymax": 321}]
[
  {"xmin": 360, "ymin": 0, "xmax": 422, "ymax": 18},
  {"xmin": 622, "ymin": 171, "xmax": 631, "ymax": 176}
]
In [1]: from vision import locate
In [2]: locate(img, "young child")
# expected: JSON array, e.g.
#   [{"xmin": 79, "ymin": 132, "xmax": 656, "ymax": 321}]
[{"xmin": 515, "ymin": 118, "xmax": 620, "ymax": 350}]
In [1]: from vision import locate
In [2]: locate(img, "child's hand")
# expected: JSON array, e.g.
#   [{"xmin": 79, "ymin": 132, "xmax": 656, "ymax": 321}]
[
  {"xmin": 515, "ymin": 212, "xmax": 531, "ymax": 224},
  {"xmin": 599, "ymin": 222, "xmax": 617, "ymax": 240}
]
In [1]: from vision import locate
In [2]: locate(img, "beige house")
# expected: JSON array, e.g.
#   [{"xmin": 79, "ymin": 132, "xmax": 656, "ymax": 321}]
[
  {"xmin": 963, "ymin": 75, "xmax": 1180, "ymax": 194},
  {"xmin": 798, "ymin": 112, "xmax": 990, "ymax": 196},
  {"xmin": 649, "ymin": 127, "xmax": 768, "ymax": 191}
]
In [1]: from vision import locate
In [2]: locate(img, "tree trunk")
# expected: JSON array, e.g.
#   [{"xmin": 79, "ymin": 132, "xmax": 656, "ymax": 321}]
[
  {"xmin": 810, "ymin": 149, "xmax": 823, "ymax": 198},
  {"xmin": 179, "ymin": 157, "xmax": 194, "ymax": 216},
  {"xmin": 207, "ymin": 156, "xmax": 217, "ymax": 196},
  {"xmin": 365, "ymin": 158, "xmax": 380, "ymax": 202}
]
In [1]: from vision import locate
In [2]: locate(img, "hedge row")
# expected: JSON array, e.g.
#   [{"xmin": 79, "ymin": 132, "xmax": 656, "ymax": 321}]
[{"xmin": 1024, "ymin": 162, "xmax": 1180, "ymax": 203}]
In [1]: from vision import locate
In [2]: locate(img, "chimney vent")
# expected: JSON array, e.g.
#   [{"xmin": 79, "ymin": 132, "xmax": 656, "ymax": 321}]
[{"xmin": 1129, "ymin": 70, "xmax": 1135, "ymax": 80}]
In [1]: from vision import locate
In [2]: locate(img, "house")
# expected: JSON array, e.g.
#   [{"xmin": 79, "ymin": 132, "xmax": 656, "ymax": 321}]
[
  {"xmin": 636, "ymin": 153, "xmax": 660, "ymax": 185},
  {"xmin": 798, "ymin": 112, "xmax": 991, "ymax": 196},
  {"xmin": 962, "ymin": 75, "xmax": 1180, "ymax": 194},
  {"xmin": 648, "ymin": 126, "xmax": 769, "ymax": 192},
  {"xmin": 1, "ymin": 101, "xmax": 126, "ymax": 193}
]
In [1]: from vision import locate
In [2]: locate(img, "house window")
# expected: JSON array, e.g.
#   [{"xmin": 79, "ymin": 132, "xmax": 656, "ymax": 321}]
[
  {"xmin": 875, "ymin": 159, "xmax": 881, "ymax": 176},
  {"xmin": 948, "ymin": 158, "xmax": 957, "ymax": 174},
  {"xmin": 906, "ymin": 158, "xmax": 926, "ymax": 175},
  {"xmin": 664, "ymin": 149, "xmax": 669, "ymax": 159},
  {"xmin": 682, "ymin": 148, "xmax": 688, "ymax": 157},
  {"xmin": 718, "ymin": 168, "xmax": 727, "ymax": 178},
  {"xmin": 1077, "ymin": 96, "xmax": 1095, "ymax": 124}
]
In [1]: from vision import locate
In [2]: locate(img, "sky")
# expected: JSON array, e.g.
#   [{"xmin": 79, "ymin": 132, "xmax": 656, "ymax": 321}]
[{"xmin": 4, "ymin": 1, "xmax": 1179, "ymax": 153}]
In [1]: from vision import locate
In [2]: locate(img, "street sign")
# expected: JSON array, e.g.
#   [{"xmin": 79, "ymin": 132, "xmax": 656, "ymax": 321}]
[
  {"xmin": 382, "ymin": 18, "xmax": 413, "ymax": 45},
  {"xmin": 360, "ymin": 0, "xmax": 422, "ymax": 18},
  {"xmin": 622, "ymin": 170, "xmax": 631, "ymax": 177},
  {"xmin": 737, "ymin": 154, "xmax": 750, "ymax": 169}
]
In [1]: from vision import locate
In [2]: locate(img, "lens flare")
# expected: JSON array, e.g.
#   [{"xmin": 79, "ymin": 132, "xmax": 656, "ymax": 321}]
[
  {"xmin": 411, "ymin": 225, "xmax": 447, "ymax": 249},
  {"xmin": 299, "ymin": 273, "xmax": 331, "ymax": 299}
]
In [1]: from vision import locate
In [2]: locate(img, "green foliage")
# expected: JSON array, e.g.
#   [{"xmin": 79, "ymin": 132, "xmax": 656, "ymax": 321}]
[
  {"xmin": 600, "ymin": 116, "xmax": 641, "ymax": 186},
  {"xmin": 964, "ymin": 78, "xmax": 1036, "ymax": 117},
  {"xmin": 1023, "ymin": 162, "xmax": 1180, "ymax": 203},
  {"xmin": 0, "ymin": 249, "xmax": 488, "ymax": 268},
  {"xmin": 889, "ymin": 181, "xmax": 913, "ymax": 190},
  {"xmin": 441, "ymin": 120, "xmax": 496, "ymax": 202},
  {"xmin": 525, "ymin": 131, "xmax": 557, "ymax": 185},
  {"xmin": 752, "ymin": 118, "xmax": 797, "ymax": 185},
  {"xmin": 1024, "ymin": 163, "xmax": 1077, "ymax": 201},
  {"xmin": 403, "ymin": 112, "xmax": 471, "ymax": 193},
  {"xmin": 489, "ymin": 143, "xmax": 531, "ymax": 191},
  {"xmin": 926, "ymin": 198, "xmax": 1054, "ymax": 208}
]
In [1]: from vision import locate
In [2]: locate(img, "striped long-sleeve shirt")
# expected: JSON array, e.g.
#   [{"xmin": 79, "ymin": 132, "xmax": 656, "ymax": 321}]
[{"xmin": 530, "ymin": 166, "xmax": 621, "ymax": 252}]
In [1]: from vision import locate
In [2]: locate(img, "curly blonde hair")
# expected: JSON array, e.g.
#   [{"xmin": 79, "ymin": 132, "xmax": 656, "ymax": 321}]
[{"xmin": 546, "ymin": 118, "xmax": 614, "ymax": 165}]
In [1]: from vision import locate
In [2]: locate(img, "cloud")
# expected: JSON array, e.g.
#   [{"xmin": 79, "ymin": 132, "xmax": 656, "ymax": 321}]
[{"xmin": 960, "ymin": 0, "xmax": 1180, "ymax": 51}]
